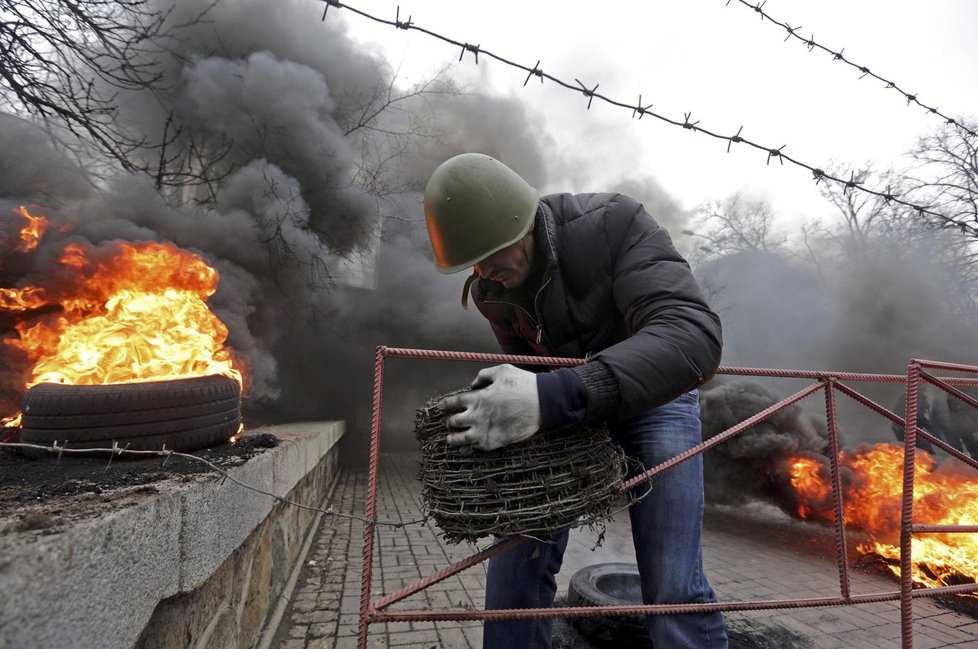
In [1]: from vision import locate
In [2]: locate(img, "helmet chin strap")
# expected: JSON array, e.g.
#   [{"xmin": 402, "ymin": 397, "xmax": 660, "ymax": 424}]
[{"xmin": 460, "ymin": 269, "xmax": 479, "ymax": 310}]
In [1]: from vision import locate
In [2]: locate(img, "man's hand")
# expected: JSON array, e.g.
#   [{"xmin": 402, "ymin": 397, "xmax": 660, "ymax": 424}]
[{"xmin": 438, "ymin": 364, "xmax": 541, "ymax": 454}]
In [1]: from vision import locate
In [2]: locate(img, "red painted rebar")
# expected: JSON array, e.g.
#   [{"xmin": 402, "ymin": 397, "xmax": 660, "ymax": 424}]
[
  {"xmin": 378, "ymin": 345, "xmax": 582, "ymax": 367},
  {"xmin": 357, "ymin": 346, "xmax": 565, "ymax": 647},
  {"xmin": 921, "ymin": 371, "xmax": 978, "ymax": 410},
  {"xmin": 620, "ymin": 381, "xmax": 825, "ymax": 492},
  {"xmin": 356, "ymin": 348, "xmax": 978, "ymax": 649},
  {"xmin": 913, "ymin": 525, "xmax": 978, "ymax": 534},
  {"xmin": 919, "ymin": 372, "xmax": 978, "ymax": 468},
  {"xmin": 823, "ymin": 381, "xmax": 851, "ymax": 600},
  {"xmin": 899, "ymin": 361, "xmax": 921, "ymax": 649},
  {"xmin": 356, "ymin": 346, "xmax": 387, "ymax": 649},
  {"xmin": 833, "ymin": 380, "xmax": 978, "ymax": 472},
  {"xmin": 717, "ymin": 365, "xmax": 906, "ymax": 382},
  {"xmin": 370, "ymin": 581, "xmax": 978, "ymax": 623},
  {"xmin": 917, "ymin": 359, "xmax": 978, "ymax": 374},
  {"xmin": 370, "ymin": 537, "xmax": 522, "ymax": 612},
  {"xmin": 716, "ymin": 364, "xmax": 978, "ymax": 386}
]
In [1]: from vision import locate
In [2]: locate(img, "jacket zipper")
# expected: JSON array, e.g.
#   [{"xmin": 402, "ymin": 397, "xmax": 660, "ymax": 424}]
[
  {"xmin": 533, "ymin": 271, "xmax": 553, "ymax": 345},
  {"xmin": 482, "ymin": 297, "xmax": 539, "ymax": 335},
  {"xmin": 482, "ymin": 269, "xmax": 554, "ymax": 347}
]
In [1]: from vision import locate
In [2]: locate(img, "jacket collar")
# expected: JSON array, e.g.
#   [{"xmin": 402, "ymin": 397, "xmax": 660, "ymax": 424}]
[{"xmin": 534, "ymin": 201, "xmax": 560, "ymax": 271}]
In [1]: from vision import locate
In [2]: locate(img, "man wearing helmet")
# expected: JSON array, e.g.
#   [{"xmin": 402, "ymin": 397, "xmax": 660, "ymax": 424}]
[{"xmin": 424, "ymin": 153, "xmax": 728, "ymax": 648}]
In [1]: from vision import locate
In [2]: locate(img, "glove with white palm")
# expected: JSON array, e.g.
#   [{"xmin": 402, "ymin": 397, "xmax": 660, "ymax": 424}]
[{"xmin": 438, "ymin": 364, "xmax": 541, "ymax": 454}]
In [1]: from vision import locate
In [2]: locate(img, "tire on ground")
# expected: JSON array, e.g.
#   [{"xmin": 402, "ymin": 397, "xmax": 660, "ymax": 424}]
[
  {"xmin": 566, "ymin": 562, "xmax": 651, "ymax": 647},
  {"xmin": 19, "ymin": 374, "xmax": 241, "ymax": 458}
]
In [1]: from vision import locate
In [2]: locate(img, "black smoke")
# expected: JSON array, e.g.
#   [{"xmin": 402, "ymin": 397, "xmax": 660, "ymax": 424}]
[
  {"xmin": 694, "ymin": 234, "xmax": 978, "ymax": 512},
  {"xmin": 699, "ymin": 378, "xmax": 830, "ymax": 515},
  {"xmin": 0, "ymin": 0, "xmax": 692, "ymax": 465}
]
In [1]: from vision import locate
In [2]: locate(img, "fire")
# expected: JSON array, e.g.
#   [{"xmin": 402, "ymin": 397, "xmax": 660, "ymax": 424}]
[
  {"xmin": 2, "ymin": 207, "xmax": 243, "ymax": 403},
  {"xmin": 787, "ymin": 444, "xmax": 978, "ymax": 591},
  {"xmin": 789, "ymin": 456, "xmax": 830, "ymax": 519},
  {"xmin": 0, "ymin": 287, "xmax": 48, "ymax": 312},
  {"xmin": 14, "ymin": 205, "xmax": 49, "ymax": 252}
]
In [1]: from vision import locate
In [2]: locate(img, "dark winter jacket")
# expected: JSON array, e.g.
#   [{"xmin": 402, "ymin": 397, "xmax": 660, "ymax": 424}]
[{"xmin": 471, "ymin": 192, "xmax": 723, "ymax": 423}]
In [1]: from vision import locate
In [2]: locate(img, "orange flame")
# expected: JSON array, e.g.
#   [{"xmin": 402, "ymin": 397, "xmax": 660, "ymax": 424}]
[
  {"xmin": 787, "ymin": 444, "xmax": 978, "ymax": 590},
  {"xmin": 14, "ymin": 205, "xmax": 49, "ymax": 252},
  {"xmin": 0, "ymin": 287, "xmax": 48, "ymax": 312},
  {"xmin": 3, "ymin": 240, "xmax": 242, "ymax": 388},
  {"xmin": 789, "ymin": 456, "xmax": 831, "ymax": 520}
]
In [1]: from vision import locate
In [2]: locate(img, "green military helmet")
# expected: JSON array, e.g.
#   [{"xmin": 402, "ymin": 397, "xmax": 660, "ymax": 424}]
[{"xmin": 423, "ymin": 153, "xmax": 539, "ymax": 274}]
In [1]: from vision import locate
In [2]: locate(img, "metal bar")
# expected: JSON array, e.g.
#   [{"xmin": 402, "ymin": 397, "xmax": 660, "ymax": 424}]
[
  {"xmin": 916, "ymin": 359, "xmax": 978, "ymax": 374},
  {"xmin": 620, "ymin": 381, "xmax": 825, "ymax": 492},
  {"xmin": 823, "ymin": 381, "xmax": 851, "ymax": 599},
  {"xmin": 380, "ymin": 345, "xmax": 581, "ymax": 367},
  {"xmin": 354, "ymin": 347, "xmax": 978, "ymax": 649},
  {"xmin": 370, "ymin": 582, "xmax": 978, "ymax": 623},
  {"xmin": 921, "ymin": 371, "xmax": 978, "ymax": 410},
  {"xmin": 379, "ymin": 348, "xmax": 978, "ymax": 384},
  {"xmin": 915, "ymin": 429, "xmax": 978, "ymax": 470},
  {"xmin": 900, "ymin": 362, "xmax": 921, "ymax": 649},
  {"xmin": 718, "ymin": 364, "xmax": 978, "ymax": 386},
  {"xmin": 715, "ymin": 366, "xmax": 907, "ymax": 382},
  {"xmin": 371, "ymin": 537, "xmax": 522, "ymax": 611},
  {"xmin": 913, "ymin": 524, "xmax": 978, "ymax": 534},
  {"xmin": 917, "ymin": 372, "xmax": 978, "ymax": 470},
  {"xmin": 356, "ymin": 346, "xmax": 387, "ymax": 649},
  {"xmin": 832, "ymin": 381, "xmax": 978, "ymax": 472}
]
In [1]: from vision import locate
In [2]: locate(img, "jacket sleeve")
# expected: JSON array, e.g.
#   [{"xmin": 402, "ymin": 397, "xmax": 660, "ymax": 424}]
[{"xmin": 576, "ymin": 195, "xmax": 722, "ymax": 421}]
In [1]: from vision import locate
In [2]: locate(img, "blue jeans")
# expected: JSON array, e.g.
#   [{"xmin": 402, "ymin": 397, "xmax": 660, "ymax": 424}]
[{"xmin": 483, "ymin": 391, "xmax": 728, "ymax": 648}]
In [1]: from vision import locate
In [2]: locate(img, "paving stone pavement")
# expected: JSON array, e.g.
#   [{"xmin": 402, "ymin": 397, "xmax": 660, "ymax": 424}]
[{"xmin": 271, "ymin": 453, "xmax": 978, "ymax": 649}]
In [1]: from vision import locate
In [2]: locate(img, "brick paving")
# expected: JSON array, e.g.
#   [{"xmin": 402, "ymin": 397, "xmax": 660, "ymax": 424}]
[{"xmin": 272, "ymin": 453, "xmax": 978, "ymax": 648}]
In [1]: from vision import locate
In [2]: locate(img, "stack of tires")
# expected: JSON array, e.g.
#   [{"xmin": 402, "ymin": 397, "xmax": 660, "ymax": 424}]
[{"xmin": 19, "ymin": 375, "xmax": 241, "ymax": 458}]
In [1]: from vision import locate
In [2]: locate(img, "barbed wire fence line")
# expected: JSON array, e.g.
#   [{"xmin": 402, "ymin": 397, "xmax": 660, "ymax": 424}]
[
  {"xmin": 0, "ymin": 441, "xmax": 426, "ymax": 529},
  {"xmin": 727, "ymin": 0, "xmax": 977, "ymax": 140},
  {"xmin": 318, "ymin": 0, "xmax": 978, "ymax": 238}
]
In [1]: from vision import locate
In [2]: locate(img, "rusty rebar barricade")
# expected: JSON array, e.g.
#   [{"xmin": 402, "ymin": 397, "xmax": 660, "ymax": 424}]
[{"xmin": 357, "ymin": 348, "xmax": 978, "ymax": 649}]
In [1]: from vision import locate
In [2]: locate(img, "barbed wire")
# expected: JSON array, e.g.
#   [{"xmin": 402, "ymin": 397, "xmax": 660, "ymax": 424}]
[
  {"xmin": 0, "ymin": 441, "xmax": 425, "ymax": 529},
  {"xmin": 728, "ymin": 0, "xmax": 977, "ymax": 140},
  {"xmin": 318, "ymin": 0, "xmax": 978, "ymax": 238}
]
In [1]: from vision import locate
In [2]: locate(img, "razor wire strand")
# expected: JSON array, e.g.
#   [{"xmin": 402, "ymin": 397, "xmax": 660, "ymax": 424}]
[
  {"xmin": 0, "ymin": 441, "xmax": 425, "ymax": 529},
  {"xmin": 318, "ymin": 0, "xmax": 978, "ymax": 239},
  {"xmin": 728, "ymin": 0, "xmax": 977, "ymax": 140}
]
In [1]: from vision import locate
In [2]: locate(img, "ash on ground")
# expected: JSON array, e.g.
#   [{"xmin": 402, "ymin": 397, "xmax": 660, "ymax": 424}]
[{"xmin": 0, "ymin": 432, "xmax": 278, "ymax": 536}]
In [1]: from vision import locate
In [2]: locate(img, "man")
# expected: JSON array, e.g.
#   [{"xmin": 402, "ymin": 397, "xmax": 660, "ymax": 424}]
[{"xmin": 424, "ymin": 152, "xmax": 728, "ymax": 649}]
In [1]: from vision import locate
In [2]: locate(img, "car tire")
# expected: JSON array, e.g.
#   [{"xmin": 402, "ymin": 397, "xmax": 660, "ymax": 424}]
[
  {"xmin": 566, "ymin": 562, "xmax": 651, "ymax": 647},
  {"xmin": 19, "ymin": 374, "xmax": 241, "ymax": 458}
]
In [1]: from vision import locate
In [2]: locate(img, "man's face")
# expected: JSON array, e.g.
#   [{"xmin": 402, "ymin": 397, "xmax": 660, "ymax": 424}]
[{"xmin": 474, "ymin": 235, "xmax": 534, "ymax": 290}]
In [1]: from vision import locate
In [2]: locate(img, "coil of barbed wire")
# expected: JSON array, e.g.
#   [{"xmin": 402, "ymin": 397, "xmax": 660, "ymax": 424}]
[{"xmin": 415, "ymin": 389, "xmax": 635, "ymax": 544}]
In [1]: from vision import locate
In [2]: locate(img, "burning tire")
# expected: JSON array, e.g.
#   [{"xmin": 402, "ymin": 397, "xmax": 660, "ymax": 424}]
[
  {"xmin": 19, "ymin": 374, "xmax": 241, "ymax": 458},
  {"xmin": 566, "ymin": 562, "xmax": 651, "ymax": 646}
]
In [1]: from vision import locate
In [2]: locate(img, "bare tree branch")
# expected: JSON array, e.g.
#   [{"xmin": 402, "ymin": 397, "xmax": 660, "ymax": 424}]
[
  {"xmin": 688, "ymin": 192, "xmax": 786, "ymax": 259},
  {"xmin": 906, "ymin": 117, "xmax": 978, "ymax": 238},
  {"xmin": 0, "ymin": 0, "xmax": 170, "ymax": 169}
]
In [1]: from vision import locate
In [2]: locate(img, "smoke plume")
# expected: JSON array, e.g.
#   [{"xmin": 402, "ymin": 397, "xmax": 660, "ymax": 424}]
[
  {"xmin": 693, "ymin": 230, "xmax": 978, "ymax": 514},
  {"xmin": 3, "ymin": 0, "xmax": 974, "ymax": 484},
  {"xmin": 6, "ymin": 0, "xmax": 678, "ymax": 461},
  {"xmin": 699, "ymin": 378, "xmax": 829, "ymax": 512}
]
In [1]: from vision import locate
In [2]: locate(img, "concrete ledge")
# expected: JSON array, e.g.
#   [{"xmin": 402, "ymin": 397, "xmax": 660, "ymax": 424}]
[{"xmin": 0, "ymin": 421, "xmax": 344, "ymax": 649}]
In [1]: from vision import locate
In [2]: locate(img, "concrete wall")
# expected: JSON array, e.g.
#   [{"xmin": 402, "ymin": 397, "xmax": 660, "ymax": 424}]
[{"xmin": 0, "ymin": 422, "xmax": 344, "ymax": 649}]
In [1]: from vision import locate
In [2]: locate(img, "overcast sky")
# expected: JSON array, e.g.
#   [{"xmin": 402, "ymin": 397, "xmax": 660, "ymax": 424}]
[{"xmin": 336, "ymin": 0, "xmax": 978, "ymax": 235}]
